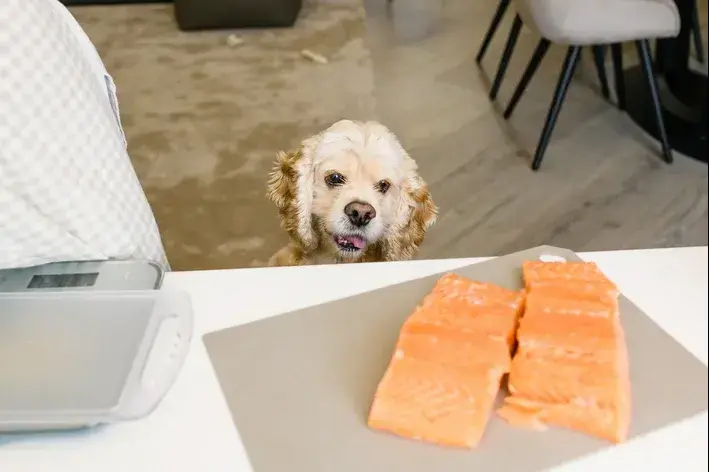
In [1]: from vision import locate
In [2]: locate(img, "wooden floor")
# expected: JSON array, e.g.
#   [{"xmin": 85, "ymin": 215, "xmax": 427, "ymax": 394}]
[
  {"xmin": 73, "ymin": 0, "xmax": 708, "ymax": 270},
  {"xmin": 363, "ymin": 0, "xmax": 708, "ymax": 258}
]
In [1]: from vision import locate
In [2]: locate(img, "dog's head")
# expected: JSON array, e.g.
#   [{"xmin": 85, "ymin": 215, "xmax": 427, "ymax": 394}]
[{"xmin": 267, "ymin": 120, "xmax": 437, "ymax": 262}]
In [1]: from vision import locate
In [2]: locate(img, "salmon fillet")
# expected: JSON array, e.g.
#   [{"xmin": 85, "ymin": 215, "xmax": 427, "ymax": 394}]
[
  {"xmin": 368, "ymin": 273, "xmax": 526, "ymax": 448},
  {"xmin": 498, "ymin": 261, "xmax": 631, "ymax": 443},
  {"xmin": 522, "ymin": 260, "xmax": 614, "ymax": 286}
]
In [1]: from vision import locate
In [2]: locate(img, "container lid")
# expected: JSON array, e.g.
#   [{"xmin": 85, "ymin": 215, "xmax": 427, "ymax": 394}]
[{"xmin": 0, "ymin": 289, "xmax": 193, "ymax": 432}]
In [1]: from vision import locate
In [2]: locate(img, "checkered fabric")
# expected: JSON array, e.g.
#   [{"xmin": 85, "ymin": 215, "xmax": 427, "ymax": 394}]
[{"xmin": 0, "ymin": 0, "xmax": 169, "ymax": 271}]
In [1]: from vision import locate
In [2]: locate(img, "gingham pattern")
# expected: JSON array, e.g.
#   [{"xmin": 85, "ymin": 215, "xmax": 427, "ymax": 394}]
[{"xmin": 0, "ymin": 0, "xmax": 169, "ymax": 271}]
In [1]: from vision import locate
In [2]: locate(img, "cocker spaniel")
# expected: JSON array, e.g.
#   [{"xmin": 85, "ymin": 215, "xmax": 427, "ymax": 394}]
[{"xmin": 266, "ymin": 120, "xmax": 438, "ymax": 267}]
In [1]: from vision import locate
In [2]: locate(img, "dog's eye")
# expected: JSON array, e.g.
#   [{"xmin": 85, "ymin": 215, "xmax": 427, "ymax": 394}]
[
  {"xmin": 376, "ymin": 180, "xmax": 391, "ymax": 194},
  {"xmin": 325, "ymin": 172, "xmax": 346, "ymax": 187}
]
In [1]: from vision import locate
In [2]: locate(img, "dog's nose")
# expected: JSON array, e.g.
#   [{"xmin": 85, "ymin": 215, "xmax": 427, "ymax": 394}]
[{"xmin": 344, "ymin": 201, "xmax": 376, "ymax": 227}]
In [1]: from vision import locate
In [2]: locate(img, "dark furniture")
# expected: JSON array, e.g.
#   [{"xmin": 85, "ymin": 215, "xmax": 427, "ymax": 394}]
[
  {"xmin": 61, "ymin": 0, "xmax": 303, "ymax": 31},
  {"xmin": 60, "ymin": 1, "xmax": 168, "ymax": 4},
  {"xmin": 623, "ymin": 0, "xmax": 708, "ymax": 164},
  {"xmin": 173, "ymin": 0, "xmax": 302, "ymax": 31}
]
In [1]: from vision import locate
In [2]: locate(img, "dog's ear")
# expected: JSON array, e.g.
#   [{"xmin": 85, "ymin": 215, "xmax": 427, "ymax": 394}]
[
  {"xmin": 267, "ymin": 137, "xmax": 320, "ymax": 252},
  {"xmin": 384, "ymin": 162, "xmax": 438, "ymax": 261}
]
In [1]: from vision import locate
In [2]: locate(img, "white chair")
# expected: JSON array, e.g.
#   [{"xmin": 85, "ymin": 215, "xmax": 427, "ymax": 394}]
[
  {"xmin": 491, "ymin": 0, "xmax": 680, "ymax": 171},
  {"xmin": 478, "ymin": 0, "xmax": 612, "ymax": 103}
]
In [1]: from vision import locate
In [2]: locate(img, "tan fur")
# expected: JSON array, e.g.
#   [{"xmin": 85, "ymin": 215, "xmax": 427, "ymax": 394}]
[{"xmin": 266, "ymin": 120, "xmax": 437, "ymax": 267}]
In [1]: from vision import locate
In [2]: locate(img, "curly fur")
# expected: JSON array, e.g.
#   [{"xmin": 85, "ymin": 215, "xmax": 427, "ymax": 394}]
[{"xmin": 266, "ymin": 120, "xmax": 437, "ymax": 267}]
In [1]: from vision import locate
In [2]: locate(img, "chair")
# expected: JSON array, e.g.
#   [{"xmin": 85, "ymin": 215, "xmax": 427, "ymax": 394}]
[
  {"xmin": 476, "ymin": 0, "xmax": 702, "ymax": 67},
  {"xmin": 475, "ymin": 0, "xmax": 512, "ymax": 64},
  {"xmin": 501, "ymin": 0, "xmax": 680, "ymax": 171},
  {"xmin": 476, "ymin": 1, "xmax": 612, "ymax": 104}
]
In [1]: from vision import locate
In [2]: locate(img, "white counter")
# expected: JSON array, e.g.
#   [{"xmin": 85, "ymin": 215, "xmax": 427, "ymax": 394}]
[{"xmin": 1, "ymin": 247, "xmax": 707, "ymax": 472}]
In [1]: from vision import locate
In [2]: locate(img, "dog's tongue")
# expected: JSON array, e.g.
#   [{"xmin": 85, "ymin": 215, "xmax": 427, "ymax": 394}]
[{"xmin": 342, "ymin": 235, "xmax": 366, "ymax": 249}]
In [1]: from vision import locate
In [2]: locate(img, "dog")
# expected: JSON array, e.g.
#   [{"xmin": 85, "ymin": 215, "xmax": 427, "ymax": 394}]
[{"xmin": 266, "ymin": 120, "xmax": 437, "ymax": 266}]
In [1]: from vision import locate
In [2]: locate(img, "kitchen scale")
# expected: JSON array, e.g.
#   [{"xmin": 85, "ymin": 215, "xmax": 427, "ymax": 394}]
[{"xmin": 0, "ymin": 260, "xmax": 194, "ymax": 433}]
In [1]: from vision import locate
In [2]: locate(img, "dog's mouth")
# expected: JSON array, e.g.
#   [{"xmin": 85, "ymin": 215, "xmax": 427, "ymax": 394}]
[{"xmin": 333, "ymin": 234, "xmax": 367, "ymax": 252}]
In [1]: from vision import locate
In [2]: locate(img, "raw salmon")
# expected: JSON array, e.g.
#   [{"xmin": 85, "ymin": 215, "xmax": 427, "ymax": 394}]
[
  {"xmin": 522, "ymin": 260, "xmax": 614, "ymax": 286},
  {"xmin": 368, "ymin": 273, "xmax": 526, "ymax": 448},
  {"xmin": 498, "ymin": 261, "xmax": 631, "ymax": 443}
]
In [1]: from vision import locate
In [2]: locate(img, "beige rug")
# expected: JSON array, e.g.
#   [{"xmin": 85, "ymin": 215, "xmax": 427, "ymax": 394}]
[{"xmin": 71, "ymin": 1, "xmax": 377, "ymax": 270}]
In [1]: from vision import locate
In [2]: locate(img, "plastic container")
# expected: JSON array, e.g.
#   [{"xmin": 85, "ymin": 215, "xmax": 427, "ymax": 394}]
[{"xmin": 0, "ymin": 289, "xmax": 194, "ymax": 433}]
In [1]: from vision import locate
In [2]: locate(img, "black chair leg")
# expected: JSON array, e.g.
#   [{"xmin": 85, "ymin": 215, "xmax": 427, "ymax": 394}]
[
  {"xmin": 476, "ymin": 0, "xmax": 512, "ymax": 64},
  {"xmin": 635, "ymin": 39, "xmax": 674, "ymax": 164},
  {"xmin": 531, "ymin": 46, "xmax": 582, "ymax": 171},
  {"xmin": 691, "ymin": 0, "xmax": 705, "ymax": 63},
  {"xmin": 610, "ymin": 43, "xmax": 626, "ymax": 110},
  {"xmin": 489, "ymin": 14, "xmax": 523, "ymax": 100},
  {"xmin": 503, "ymin": 38, "xmax": 551, "ymax": 119},
  {"xmin": 592, "ymin": 45, "xmax": 610, "ymax": 100}
]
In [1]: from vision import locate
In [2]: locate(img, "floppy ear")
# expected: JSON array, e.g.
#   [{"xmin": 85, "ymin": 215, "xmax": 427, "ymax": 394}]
[
  {"xmin": 384, "ymin": 170, "xmax": 438, "ymax": 262},
  {"xmin": 266, "ymin": 136, "xmax": 321, "ymax": 252}
]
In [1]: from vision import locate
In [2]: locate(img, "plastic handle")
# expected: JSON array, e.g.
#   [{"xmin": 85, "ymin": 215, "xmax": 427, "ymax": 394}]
[{"xmin": 117, "ymin": 291, "xmax": 194, "ymax": 420}]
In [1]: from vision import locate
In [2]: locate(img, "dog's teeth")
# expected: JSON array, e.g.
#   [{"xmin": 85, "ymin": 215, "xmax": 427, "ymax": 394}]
[{"xmin": 334, "ymin": 234, "xmax": 363, "ymax": 252}]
